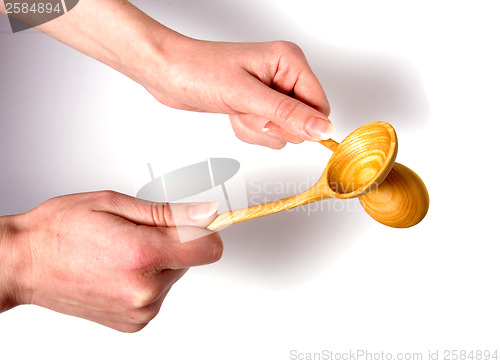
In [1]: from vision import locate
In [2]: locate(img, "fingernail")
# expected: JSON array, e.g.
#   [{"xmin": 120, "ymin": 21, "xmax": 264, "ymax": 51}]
[
  {"xmin": 188, "ymin": 202, "xmax": 219, "ymax": 220},
  {"xmin": 305, "ymin": 117, "xmax": 336, "ymax": 141},
  {"xmin": 262, "ymin": 127, "xmax": 282, "ymax": 139}
]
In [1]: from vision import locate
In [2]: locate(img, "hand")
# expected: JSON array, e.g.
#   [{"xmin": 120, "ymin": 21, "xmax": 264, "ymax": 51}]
[
  {"xmin": 143, "ymin": 38, "xmax": 333, "ymax": 149},
  {"xmin": 0, "ymin": 191, "xmax": 222, "ymax": 332},
  {"xmin": 8, "ymin": 0, "xmax": 333, "ymax": 149}
]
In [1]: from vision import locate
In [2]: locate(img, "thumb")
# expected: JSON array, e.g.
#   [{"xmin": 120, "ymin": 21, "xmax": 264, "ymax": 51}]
[
  {"xmin": 92, "ymin": 191, "xmax": 219, "ymax": 228},
  {"xmin": 242, "ymin": 78, "xmax": 335, "ymax": 141}
]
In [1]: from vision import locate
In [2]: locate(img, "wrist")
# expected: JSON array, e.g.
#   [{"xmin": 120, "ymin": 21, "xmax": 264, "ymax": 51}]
[
  {"xmin": 124, "ymin": 25, "xmax": 190, "ymax": 89},
  {"xmin": 96, "ymin": 7, "xmax": 187, "ymax": 86},
  {"xmin": 0, "ymin": 214, "xmax": 30, "ymax": 312},
  {"xmin": 124, "ymin": 23, "xmax": 193, "ymax": 95}
]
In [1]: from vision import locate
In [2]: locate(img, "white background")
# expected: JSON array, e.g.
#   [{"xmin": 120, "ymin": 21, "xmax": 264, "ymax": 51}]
[{"xmin": 1, "ymin": 1, "xmax": 499, "ymax": 363}]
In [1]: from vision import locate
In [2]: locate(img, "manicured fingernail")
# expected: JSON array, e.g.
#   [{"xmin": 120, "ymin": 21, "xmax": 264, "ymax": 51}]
[
  {"xmin": 305, "ymin": 117, "xmax": 336, "ymax": 141},
  {"xmin": 262, "ymin": 127, "xmax": 282, "ymax": 138},
  {"xmin": 188, "ymin": 202, "xmax": 219, "ymax": 220}
]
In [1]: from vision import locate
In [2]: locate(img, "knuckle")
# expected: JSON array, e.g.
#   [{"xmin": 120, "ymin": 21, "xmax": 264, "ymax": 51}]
[
  {"xmin": 274, "ymin": 97, "xmax": 301, "ymax": 124},
  {"xmin": 272, "ymin": 40, "xmax": 302, "ymax": 54},
  {"xmin": 271, "ymin": 40, "xmax": 305, "ymax": 59},
  {"xmin": 131, "ymin": 307, "xmax": 160, "ymax": 325},
  {"xmin": 93, "ymin": 190, "xmax": 120, "ymax": 205},
  {"xmin": 150, "ymin": 203, "xmax": 174, "ymax": 226},
  {"xmin": 126, "ymin": 243, "xmax": 150, "ymax": 271},
  {"xmin": 120, "ymin": 323, "xmax": 148, "ymax": 333},
  {"xmin": 122, "ymin": 259, "xmax": 164, "ymax": 309},
  {"xmin": 129, "ymin": 285, "xmax": 158, "ymax": 309}
]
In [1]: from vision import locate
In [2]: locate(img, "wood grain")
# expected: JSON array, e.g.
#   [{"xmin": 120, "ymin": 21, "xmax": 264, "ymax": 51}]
[
  {"xmin": 207, "ymin": 122, "xmax": 398, "ymax": 231},
  {"xmin": 326, "ymin": 121, "xmax": 397, "ymax": 197},
  {"xmin": 207, "ymin": 189, "xmax": 326, "ymax": 230},
  {"xmin": 359, "ymin": 162, "xmax": 429, "ymax": 228}
]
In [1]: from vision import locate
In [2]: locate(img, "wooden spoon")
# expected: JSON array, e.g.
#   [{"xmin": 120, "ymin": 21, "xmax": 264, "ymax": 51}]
[
  {"xmin": 321, "ymin": 136, "xmax": 429, "ymax": 228},
  {"xmin": 207, "ymin": 122, "xmax": 397, "ymax": 230},
  {"xmin": 358, "ymin": 162, "xmax": 429, "ymax": 228}
]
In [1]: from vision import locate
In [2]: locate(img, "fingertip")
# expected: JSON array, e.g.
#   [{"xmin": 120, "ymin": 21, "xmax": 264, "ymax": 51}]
[
  {"xmin": 269, "ymin": 140, "xmax": 287, "ymax": 150},
  {"xmin": 304, "ymin": 117, "xmax": 336, "ymax": 141},
  {"xmin": 175, "ymin": 224, "xmax": 217, "ymax": 243},
  {"xmin": 263, "ymin": 121, "xmax": 304, "ymax": 145},
  {"xmin": 317, "ymin": 103, "xmax": 331, "ymax": 118},
  {"xmin": 168, "ymin": 201, "xmax": 219, "ymax": 228},
  {"xmin": 187, "ymin": 201, "xmax": 219, "ymax": 220}
]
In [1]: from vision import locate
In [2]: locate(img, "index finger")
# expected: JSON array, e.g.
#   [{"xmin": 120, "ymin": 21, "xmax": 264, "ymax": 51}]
[{"xmin": 293, "ymin": 67, "xmax": 331, "ymax": 116}]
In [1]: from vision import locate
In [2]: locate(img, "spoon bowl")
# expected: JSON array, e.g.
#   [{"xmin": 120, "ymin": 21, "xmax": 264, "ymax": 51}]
[
  {"xmin": 323, "ymin": 121, "xmax": 397, "ymax": 198},
  {"xmin": 320, "ymin": 130, "xmax": 429, "ymax": 228},
  {"xmin": 359, "ymin": 162, "xmax": 429, "ymax": 228}
]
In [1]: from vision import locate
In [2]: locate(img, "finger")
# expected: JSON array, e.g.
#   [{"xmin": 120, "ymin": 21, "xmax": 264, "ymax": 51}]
[
  {"xmin": 239, "ymin": 76, "xmax": 335, "ymax": 142},
  {"xmin": 230, "ymin": 114, "xmax": 287, "ymax": 149},
  {"xmin": 293, "ymin": 70, "xmax": 331, "ymax": 116},
  {"xmin": 128, "ymin": 225, "xmax": 222, "ymax": 270},
  {"xmin": 156, "ymin": 268, "xmax": 188, "ymax": 288},
  {"xmin": 156, "ymin": 226, "xmax": 224, "ymax": 269},
  {"xmin": 137, "ymin": 270, "xmax": 186, "ymax": 312},
  {"xmin": 233, "ymin": 113, "xmax": 302, "ymax": 144},
  {"xmin": 92, "ymin": 191, "xmax": 219, "ymax": 228},
  {"xmin": 270, "ymin": 52, "xmax": 330, "ymax": 116},
  {"xmin": 263, "ymin": 121, "xmax": 304, "ymax": 144},
  {"xmin": 99, "ymin": 287, "xmax": 173, "ymax": 330}
]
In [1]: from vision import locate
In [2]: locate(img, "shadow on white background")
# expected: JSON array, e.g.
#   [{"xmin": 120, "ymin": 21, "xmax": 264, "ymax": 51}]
[
  {"xmin": 215, "ymin": 165, "xmax": 366, "ymax": 288},
  {"xmin": 1, "ymin": 1, "xmax": 499, "ymax": 363}
]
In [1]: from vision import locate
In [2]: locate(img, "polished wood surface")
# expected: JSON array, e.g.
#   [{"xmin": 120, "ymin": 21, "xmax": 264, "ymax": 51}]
[
  {"xmin": 359, "ymin": 162, "xmax": 429, "ymax": 228},
  {"xmin": 208, "ymin": 122, "xmax": 398, "ymax": 230},
  {"xmin": 207, "ymin": 189, "xmax": 326, "ymax": 230}
]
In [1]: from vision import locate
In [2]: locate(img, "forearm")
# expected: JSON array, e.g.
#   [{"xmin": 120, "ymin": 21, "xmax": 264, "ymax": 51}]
[
  {"xmin": 1, "ymin": 1, "xmax": 334, "ymax": 148},
  {"xmin": 0, "ymin": 0, "xmax": 184, "ymax": 86}
]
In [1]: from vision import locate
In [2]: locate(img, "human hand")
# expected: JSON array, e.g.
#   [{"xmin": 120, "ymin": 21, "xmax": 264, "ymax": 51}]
[
  {"xmin": 143, "ymin": 38, "xmax": 333, "ymax": 149},
  {"xmin": 8, "ymin": 0, "xmax": 332, "ymax": 149},
  {"xmin": 0, "ymin": 191, "xmax": 222, "ymax": 332}
]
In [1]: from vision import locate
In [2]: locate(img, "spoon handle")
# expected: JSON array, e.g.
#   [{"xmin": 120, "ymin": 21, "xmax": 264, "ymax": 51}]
[
  {"xmin": 207, "ymin": 189, "xmax": 324, "ymax": 231},
  {"xmin": 319, "ymin": 139, "xmax": 339, "ymax": 151},
  {"xmin": 207, "ymin": 139, "xmax": 339, "ymax": 231}
]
